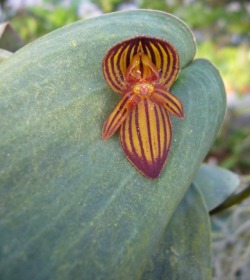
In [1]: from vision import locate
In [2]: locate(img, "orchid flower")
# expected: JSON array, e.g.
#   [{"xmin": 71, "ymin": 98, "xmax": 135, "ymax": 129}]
[{"xmin": 102, "ymin": 36, "xmax": 184, "ymax": 179}]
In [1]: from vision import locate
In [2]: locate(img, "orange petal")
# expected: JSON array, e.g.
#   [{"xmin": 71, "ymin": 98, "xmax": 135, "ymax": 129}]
[
  {"xmin": 120, "ymin": 99, "xmax": 172, "ymax": 179},
  {"xmin": 151, "ymin": 85, "xmax": 184, "ymax": 118},
  {"xmin": 102, "ymin": 91, "xmax": 140, "ymax": 140},
  {"xmin": 102, "ymin": 36, "xmax": 180, "ymax": 94}
]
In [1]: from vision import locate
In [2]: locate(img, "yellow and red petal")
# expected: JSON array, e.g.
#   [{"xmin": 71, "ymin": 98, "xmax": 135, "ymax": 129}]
[
  {"xmin": 151, "ymin": 85, "xmax": 184, "ymax": 118},
  {"xmin": 102, "ymin": 36, "xmax": 180, "ymax": 94},
  {"xmin": 125, "ymin": 52, "xmax": 159, "ymax": 83},
  {"xmin": 145, "ymin": 38, "xmax": 180, "ymax": 88},
  {"xmin": 120, "ymin": 99, "xmax": 172, "ymax": 179},
  {"xmin": 102, "ymin": 91, "xmax": 140, "ymax": 140}
]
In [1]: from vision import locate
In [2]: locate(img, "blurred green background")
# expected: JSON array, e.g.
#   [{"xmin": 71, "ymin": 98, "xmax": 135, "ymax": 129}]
[{"xmin": 1, "ymin": 0, "xmax": 249, "ymax": 175}]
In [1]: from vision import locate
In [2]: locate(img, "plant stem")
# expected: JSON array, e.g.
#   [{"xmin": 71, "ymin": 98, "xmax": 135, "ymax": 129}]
[{"xmin": 210, "ymin": 176, "xmax": 250, "ymax": 215}]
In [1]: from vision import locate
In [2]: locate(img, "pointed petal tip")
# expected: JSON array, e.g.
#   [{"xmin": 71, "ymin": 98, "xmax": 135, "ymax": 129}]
[
  {"xmin": 128, "ymin": 159, "xmax": 165, "ymax": 179},
  {"xmin": 102, "ymin": 121, "xmax": 113, "ymax": 140},
  {"xmin": 102, "ymin": 121, "xmax": 108, "ymax": 140},
  {"xmin": 102, "ymin": 134, "xmax": 109, "ymax": 141},
  {"xmin": 123, "ymin": 154, "xmax": 164, "ymax": 179},
  {"xmin": 102, "ymin": 126, "xmax": 113, "ymax": 140},
  {"xmin": 178, "ymin": 104, "xmax": 185, "ymax": 119},
  {"xmin": 141, "ymin": 169, "xmax": 162, "ymax": 180},
  {"xmin": 178, "ymin": 111, "xmax": 185, "ymax": 119}
]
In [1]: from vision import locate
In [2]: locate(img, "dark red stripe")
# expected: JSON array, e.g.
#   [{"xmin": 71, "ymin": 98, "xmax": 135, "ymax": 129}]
[
  {"xmin": 159, "ymin": 106, "xmax": 167, "ymax": 157},
  {"xmin": 164, "ymin": 109, "xmax": 172, "ymax": 150},
  {"xmin": 144, "ymin": 40, "xmax": 157, "ymax": 67},
  {"xmin": 104, "ymin": 56, "xmax": 121, "ymax": 92},
  {"xmin": 139, "ymin": 55, "xmax": 144, "ymax": 79},
  {"xmin": 106, "ymin": 95, "xmax": 130, "ymax": 132},
  {"xmin": 153, "ymin": 42, "xmax": 164, "ymax": 76},
  {"xmin": 131, "ymin": 41, "xmax": 138, "ymax": 59},
  {"xmin": 110, "ymin": 49, "xmax": 124, "ymax": 88},
  {"xmin": 145, "ymin": 99, "xmax": 154, "ymax": 163},
  {"xmin": 128, "ymin": 108, "xmax": 137, "ymax": 157},
  {"xmin": 156, "ymin": 87, "xmax": 180, "ymax": 111},
  {"xmin": 116, "ymin": 43, "xmax": 128, "ymax": 84},
  {"xmin": 110, "ymin": 108, "xmax": 127, "ymax": 135},
  {"xmin": 121, "ymin": 115, "xmax": 126, "ymax": 144},
  {"xmin": 125, "ymin": 41, "xmax": 137, "ymax": 69},
  {"xmin": 164, "ymin": 47, "xmax": 179, "ymax": 86},
  {"xmin": 121, "ymin": 113, "xmax": 127, "ymax": 148},
  {"xmin": 141, "ymin": 38, "xmax": 148, "ymax": 56},
  {"xmin": 154, "ymin": 90, "xmax": 181, "ymax": 116},
  {"xmin": 135, "ymin": 102, "xmax": 147, "ymax": 162},
  {"xmin": 154, "ymin": 105, "xmax": 161, "ymax": 158},
  {"xmin": 163, "ymin": 45, "xmax": 170, "ymax": 81}
]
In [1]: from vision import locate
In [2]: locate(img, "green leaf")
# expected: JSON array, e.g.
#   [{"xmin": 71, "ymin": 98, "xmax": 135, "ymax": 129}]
[
  {"xmin": 142, "ymin": 183, "xmax": 212, "ymax": 280},
  {"xmin": 0, "ymin": 48, "xmax": 12, "ymax": 62},
  {"xmin": 0, "ymin": 22, "xmax": 24, "ymax": 52},
  {"xmin": 194, "ymin": 164, "xmax": 240, "ymax": 211},
  {"xmin": 0, "ymin": 11, "xmax": 225, "ymax": 280}
]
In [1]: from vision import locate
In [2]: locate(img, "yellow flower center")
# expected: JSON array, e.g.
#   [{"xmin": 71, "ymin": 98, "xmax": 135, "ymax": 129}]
[{"xmin": 133, "ymin": 84, "xmax": 154, "ymax": 97}]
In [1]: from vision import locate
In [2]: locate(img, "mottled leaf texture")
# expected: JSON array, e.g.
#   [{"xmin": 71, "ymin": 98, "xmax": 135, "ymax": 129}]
[{"xmin": 142, "ymin": 184, "xmax": 212, "ymax": 280}]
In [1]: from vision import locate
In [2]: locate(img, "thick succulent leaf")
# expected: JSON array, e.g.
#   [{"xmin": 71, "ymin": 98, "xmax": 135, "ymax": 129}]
[
  {"xmin": 0, "ymin": 11, "xmax": 225, "ymax": 280},
  {"xmin": 142, "ymin": 184, "xmax": 212, "ymax": 280},
  {"xmin": 0, "ymin": 22, "xmax": 24, "ymax": 52},
  {"xmin": 193, "ymin": 164, "xmax": 240, "ymax": 211},
  {"xmin": 0, "ymin": 48, "xmax": 12, "ymax": 62}
]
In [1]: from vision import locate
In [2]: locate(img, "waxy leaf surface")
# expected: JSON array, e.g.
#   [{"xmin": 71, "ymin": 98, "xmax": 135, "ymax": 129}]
[
  {"xmin": 142, "ymin": 184, "xmax": 211, "ymax": 280},
  {"xmin": 194, "ymin": 164, "xmax": 240, "ymax": 211},
  {"xmin": 0, "ymin": 11, "xmax": 225, "ymax": 280}
]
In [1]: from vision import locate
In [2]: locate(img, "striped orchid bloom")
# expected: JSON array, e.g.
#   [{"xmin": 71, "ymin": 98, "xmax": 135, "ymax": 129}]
[{"xmin": 102, "ymin": 36, "xmax": 184, "ymax": 179}]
